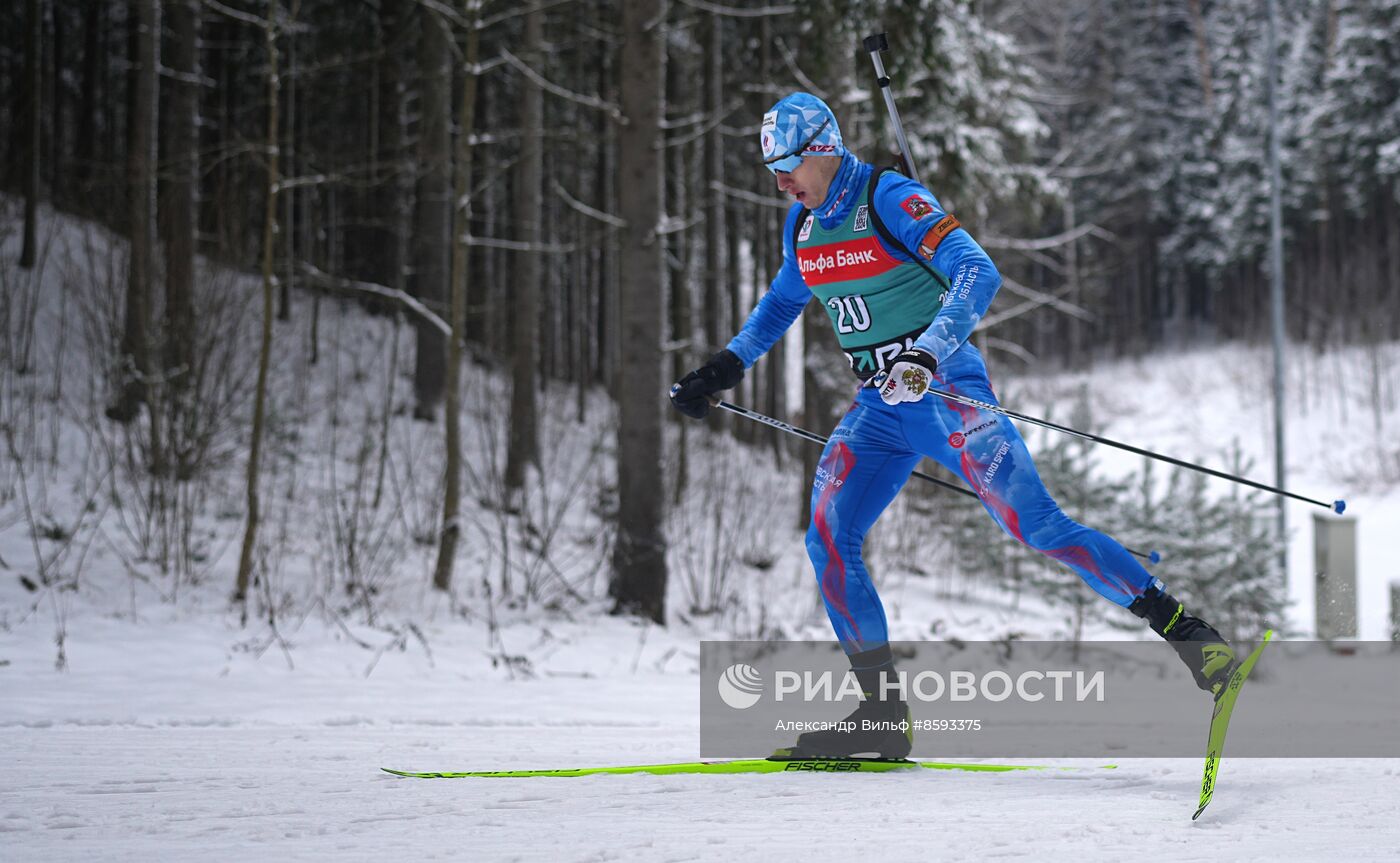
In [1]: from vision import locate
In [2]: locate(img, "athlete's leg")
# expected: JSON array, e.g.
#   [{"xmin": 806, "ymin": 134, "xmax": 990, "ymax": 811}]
[
  {"xmin": 898, "ymin": 346, "xmax": 1237, "ymax": 691},
  {"xmin": 795, "ymin": 390, "xmax": 920, "ymax": 758},
  {"xmin": 906, "ymin": 350, "xmax": 1155, "ymax": 607},
  {"xmin": 805, "ymin": 390, "xmax": 921, "ymax": 652}
]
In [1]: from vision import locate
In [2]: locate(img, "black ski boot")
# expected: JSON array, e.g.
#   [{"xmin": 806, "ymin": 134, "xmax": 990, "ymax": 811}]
[
  {"xmin": 1131, "ymin": 586, "xmax": 1237, "ymax": 696},
  {"xmin": 774, "ymin": 646, "xmax": 913, "ymax": 760}
]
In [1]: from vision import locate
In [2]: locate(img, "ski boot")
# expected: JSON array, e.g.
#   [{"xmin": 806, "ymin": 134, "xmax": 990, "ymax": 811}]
[
  {"xmin": 773, "ymin": 646, "xmax": 913, "ymax": 760},
  {"xmin": 1131, "ymin": 585, "xmax": 1237, "ymax": 696}
]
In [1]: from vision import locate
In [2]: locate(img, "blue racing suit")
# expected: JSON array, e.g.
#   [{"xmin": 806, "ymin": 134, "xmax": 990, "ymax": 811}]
[{"xmin": 727, "ymin": 152, "xmax": 1157, "ymax": 653}]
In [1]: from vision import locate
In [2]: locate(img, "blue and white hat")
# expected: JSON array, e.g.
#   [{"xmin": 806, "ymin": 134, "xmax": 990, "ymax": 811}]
[{"xmin": 761, "ymin": 92, "xmax": 845, "ymax": 174}]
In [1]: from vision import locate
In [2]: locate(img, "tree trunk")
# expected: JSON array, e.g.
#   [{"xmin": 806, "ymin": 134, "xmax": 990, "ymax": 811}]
[
  {"xmin": 50, "ymin": 0, "xmax": 65, "ymax": 205},
  {"xmin": 234, "ymin": 8, "xmax": 280, "ymax": 609},
  {"xmin": 433, "ymin": 0, "xmax": 480, "ymax": 593},
  {"xmin": 108, "ymin": 0, "xmax": 159, "ymax": 424},
  {"xmin": 702, "ymin": 9, "xmax": 725, "ymax": 352},
  {"xmin": 412, "ymin": 3, "xmax": 452, "ymax": 421},
  {"xmin": 21, "ymin": 0, "xmax": 42, "ymax": 269},
  {"xmin": 1064, "ymin": 184, "xmax": 1081, "ymax": 363},
  {"xmin": 1186, "ymin": 0, "xmax": 1213, "ymax": 114},
  {"xmin": 75, "ymin": 0, "xmax": 100, "ymax": 199},
  {"xmin": 597, "ymin": 18, "xmax": 618, "ymax": 391},
  {"xmin": 368, "ymin": 0, "xmax": 407, "ymax": 295},
  {"xmin": 665, "ymin": 34, "xmax": 690, "ymax": 503},
  {"xmin": 609, "ymin": 0, "xmax": 668, "ymax": 624},
  {"xmin": 163, "ymin": 0, "xmax": 198, "ymax": 471},
  {"xmin": 503, "ymin": 4, "xmax": 543, "ymax": 491},
  {"xmin": 278, "ymin": 14, "xmax": 295, "ymax": 322}
]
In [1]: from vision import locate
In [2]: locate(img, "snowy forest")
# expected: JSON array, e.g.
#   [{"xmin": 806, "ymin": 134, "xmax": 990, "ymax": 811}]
[
  {"xmin": 3, "ymin": 1, "xmax": 1400, "ymax": 859},
  {"xmin": 3, "ymin": 0, "xmax": 1398, "ymax": 637},
  {"xmin": 2, "ymin": 0, "xmax": 1397, "ymax": 641}
]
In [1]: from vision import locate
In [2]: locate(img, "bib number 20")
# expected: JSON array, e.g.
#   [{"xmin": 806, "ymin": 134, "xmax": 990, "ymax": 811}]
[{"xmin": 827, "ymin": 295, "xmax": 871, "ymax": 334}]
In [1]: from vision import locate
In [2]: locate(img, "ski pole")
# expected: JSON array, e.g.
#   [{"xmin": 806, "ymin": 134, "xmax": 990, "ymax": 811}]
[
  {"xmin": 712, "ymin": 397, "xmax": 1161, "ymax": 564},
  {"xmin": 869, "ymin": 381, "xmax": 1346, "ymax": 514},
  {"xmin": 863, "ymin": 33, "xmax": 922, "ymax": 186}
]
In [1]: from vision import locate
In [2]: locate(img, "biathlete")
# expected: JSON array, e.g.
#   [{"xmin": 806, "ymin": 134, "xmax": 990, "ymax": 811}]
[{"xmin": 670, "ymin": 93, "xmax": 1236, "ymax": 759}]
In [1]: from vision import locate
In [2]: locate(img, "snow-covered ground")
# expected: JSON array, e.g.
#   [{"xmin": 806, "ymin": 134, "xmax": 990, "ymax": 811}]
[
  {"xmin": 3, "ymin": 202, "xmax": 1399, "ymax": 861},
  {"xmin": 4, "ymin": 615, "xmax": 1400, "ymax": 862}
]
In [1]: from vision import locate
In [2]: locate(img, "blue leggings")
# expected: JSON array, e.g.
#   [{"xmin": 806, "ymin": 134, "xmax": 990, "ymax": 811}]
[{"xmin": 805, "ymin": 345, "xmax": 1156, "ymax": 653}]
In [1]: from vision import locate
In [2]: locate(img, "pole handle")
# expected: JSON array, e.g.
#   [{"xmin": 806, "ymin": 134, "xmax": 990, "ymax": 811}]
[{"xmin": 863, "ymin": 33, "xmax": 888, "ymax": 54}]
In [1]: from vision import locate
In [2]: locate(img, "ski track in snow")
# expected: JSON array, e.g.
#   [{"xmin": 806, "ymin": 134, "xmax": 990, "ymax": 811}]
[
  {"xmin": 3, "ymin": 616, "xmax": 1397, "ymax": 861},
  {"xmin": 2, "ymin": 633, "xmax": 1398, "ymax": 863},
  {"xmin": 4, "ymin": 725, "xmax": 1400, "ymax": 861}
]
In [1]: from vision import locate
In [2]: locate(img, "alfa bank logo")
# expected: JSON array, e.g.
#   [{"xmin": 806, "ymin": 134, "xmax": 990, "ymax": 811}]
[
  {"xmin": 796, "ymin": 237, "xmax": 897, "ymax": 285},
  {"xmin": 799, "ymin": 247, "xmax": 878, "ymax": 276}
]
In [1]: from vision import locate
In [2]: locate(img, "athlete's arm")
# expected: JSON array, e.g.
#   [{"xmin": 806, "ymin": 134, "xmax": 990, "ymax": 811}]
[
  {"xmin": 724, "ymin": 204, "xmax": 813, "ymax": 367},
  {"xmin": 872, "ymin": 175, "xmax": 1002, "ymax": 366}
]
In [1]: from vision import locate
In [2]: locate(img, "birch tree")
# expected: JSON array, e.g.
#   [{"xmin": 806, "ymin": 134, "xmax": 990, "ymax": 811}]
[
  {"xmin": 433, "ymin": 0, "xmax": 481, "ymax": 593},
  {"xmin": 234, "ymin": 1, "xmax": 281, "ymax": 610}
]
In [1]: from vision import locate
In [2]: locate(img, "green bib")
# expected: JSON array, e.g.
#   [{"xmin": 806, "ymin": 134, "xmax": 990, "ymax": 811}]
[{"xmin": 794, "ymin": 173, "xmax": 950, "ymax": 379}]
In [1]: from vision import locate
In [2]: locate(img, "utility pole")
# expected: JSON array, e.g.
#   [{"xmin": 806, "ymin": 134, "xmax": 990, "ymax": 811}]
[{"xmin": 1265, "ymin": 0, "xmax": 1288, "ymax": 574}]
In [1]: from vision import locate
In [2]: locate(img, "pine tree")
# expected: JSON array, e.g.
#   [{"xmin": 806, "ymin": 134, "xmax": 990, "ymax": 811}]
[
  {"xmin": 1016, "ymin": 394, "xmax": 1137, "ymax": 640},
  {"xmin": 1311, "ymin": 0, "xmax": 1400, "ymax": 212},
  {"xmin": 1115, "ymin": 450, "xmax": 1285, "ymax": 642},
  {"xmin": 864, "ymin": 0, "xmax": 1053, "ymax": 223},
  {"xmin": 1178, "ymin": 0, "xmax": 1322, "ymax": 280}
]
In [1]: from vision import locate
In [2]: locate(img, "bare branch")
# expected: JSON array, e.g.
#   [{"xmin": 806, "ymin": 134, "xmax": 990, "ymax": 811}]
[
  {"xmin": 158, "ymin": 65, "xmax": 218, "ymax": 88},
  {"xmin": 774, "ymin": 37, "xmax": 827, "ymax": 100},
  {"xmin": 551, "ymin": 179, "xmax": 627, "ymax": 228},
  {"xmin": 202, "ymin": 0, "xmax": 269, "ymax": 29},
  {"xmin": 469, "ymin": 55, "xmax": 508, "ymax": 75},
  {"xmin": 499, "ymin": 48, "xmax": 625, "ymax": 123},
  {"xmin": 980, "ymin": 279, "xmax": 1090, "ymax": 330},
  {"xmin": 297, "ymin": 262, "xmax": 450, "ymax": 336},
  {"xmin": 677, "ymin": 0, "xmax": 796, "ymax": 17},
  {"xmin": 661, "ymin": 109, "xmax": 709, "ymax": 131},
  {"xmin": 981, "ymin": 222, "xmax": 1117, "ymax": 251},
  {"xmin": 273, "ymin": 173, "xmax": 332, "ymax": 193},
  {"xmin": 982, "ymin": 337, "xmax": 1037, "ymax": 366},
  {"xmin": 709, "ymin": 180, "xmax": 791, "ymax": 210},
  {"xmin": 409, "ymin": 0, "xmax": 473, "ymax": 30},
  {"xmin": 461, "ymin": 233, "xmax": 577, "ymax": 253},
  {"xmin": 980, "ymin": 298, "xmax": 1052, "ymax": 331},
  {"xmin": 663, "ymin": 96, "xmax": 747, "ymax": 149},
  {"xmin": 480, "ymin": 0, "xmax": 576, "ymax": 29},
  {"xmin": 657, "ymin": 214, "xmax": 704, "ymax": 236},
  {"xmin": 998, "ymin": 275, "xmax": 1095, "ymax": 321}
]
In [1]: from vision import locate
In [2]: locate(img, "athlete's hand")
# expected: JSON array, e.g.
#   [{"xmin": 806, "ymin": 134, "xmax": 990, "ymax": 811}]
[
  {"xmin": 669, "ymin": 349, "xmax": 745, "ymax": 419},
  {"xmin": 872, "ymin": 349, "xmax": 938, "ymax": 405}
]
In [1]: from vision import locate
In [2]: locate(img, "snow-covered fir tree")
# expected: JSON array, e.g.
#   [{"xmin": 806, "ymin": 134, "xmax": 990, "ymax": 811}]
[{"xmin": 1115, "ymin": 453, "xmax": 1286, "ymax": 642}]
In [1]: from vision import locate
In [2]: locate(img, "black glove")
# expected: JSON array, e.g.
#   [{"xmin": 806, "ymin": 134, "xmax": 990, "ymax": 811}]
[{"xmin": 669, "ymin": 349, "xmax": 745, "ymax": 419}]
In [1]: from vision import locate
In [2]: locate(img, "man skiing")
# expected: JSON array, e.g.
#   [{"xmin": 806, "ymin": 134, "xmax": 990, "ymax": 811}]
[{"xmin": 670, "ymin": 92, "xmax": 1238, "ymax": 760}]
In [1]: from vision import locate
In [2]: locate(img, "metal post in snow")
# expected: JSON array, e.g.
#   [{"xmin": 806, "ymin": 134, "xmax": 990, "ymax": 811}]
[{"xmin": 1265, "ymin": 0, "xmax": 1290, "ymax": 574}]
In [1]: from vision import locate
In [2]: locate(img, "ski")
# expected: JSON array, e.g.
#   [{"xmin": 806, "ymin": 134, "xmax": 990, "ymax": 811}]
[
  {"xmin": 382, "ymin": 757, "xmax": 1114, "ymax": 779},
  {"xmin": 1192, "ymin": 629, "xmax": 1273, "ymax": 820}
]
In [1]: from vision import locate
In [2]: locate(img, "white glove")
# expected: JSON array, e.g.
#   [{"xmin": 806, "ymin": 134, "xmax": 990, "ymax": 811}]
[{"xmin": 872, "ymin": 349, "xmax": 939, "ymax": 405}]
